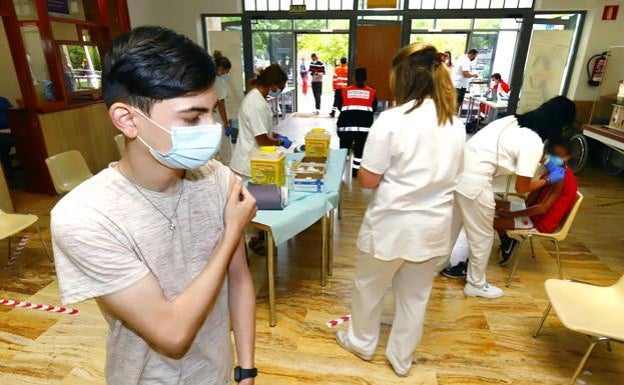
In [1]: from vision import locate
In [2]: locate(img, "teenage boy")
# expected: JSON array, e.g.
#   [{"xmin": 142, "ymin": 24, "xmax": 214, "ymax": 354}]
[
  {"xmin": 51, "ymin": 26, "xmax": 258, "ymax": 385},
  {"xmin": 495, "ymin": 139, "xmax": 578, "ymax": 265}
]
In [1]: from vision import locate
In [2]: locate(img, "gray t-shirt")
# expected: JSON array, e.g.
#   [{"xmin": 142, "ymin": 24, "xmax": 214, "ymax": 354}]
[{"xmin": 51, "ymin": 161, "xmax": 233, "ymax": 385}]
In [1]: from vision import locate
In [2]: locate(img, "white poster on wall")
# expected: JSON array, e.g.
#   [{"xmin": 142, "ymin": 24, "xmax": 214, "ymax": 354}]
[{"xmin": 517, "ymin": 30, "xmax": 573, "ymax": 113}]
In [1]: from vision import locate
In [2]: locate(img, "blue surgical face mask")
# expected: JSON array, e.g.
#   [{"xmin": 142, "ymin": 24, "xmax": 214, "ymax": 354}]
[
  {"xmin": 546, "ymin": 154, "xmax": 565, "ymax": 167},
  {"xmin": 133, "ymin": 108, "xmax": 222, "ymax": 170},
  {"xmin": 220, "ymin": 74, "xmax": 230, "ymax": 81},
  {"xmin": 269, "ymin": 89, "xmax": 282, "ymax": 98}
]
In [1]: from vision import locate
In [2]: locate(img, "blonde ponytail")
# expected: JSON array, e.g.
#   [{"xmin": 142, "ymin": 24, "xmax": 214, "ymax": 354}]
[
  {"xmin": 430, "ymin": 61, "xmax": 457, "ymax": 126},
  {"xmin": 390, "ymin": 43, "xmax": 457, "ymax": 126}
]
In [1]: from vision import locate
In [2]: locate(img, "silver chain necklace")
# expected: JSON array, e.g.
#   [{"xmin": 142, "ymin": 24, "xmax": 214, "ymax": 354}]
[{"xmin": 118, "ymin": 168, "xmax": 185, "ymax": 231}]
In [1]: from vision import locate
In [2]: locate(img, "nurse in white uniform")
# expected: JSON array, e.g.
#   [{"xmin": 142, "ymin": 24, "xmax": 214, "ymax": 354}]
[
  {"xmin": 448, "ymin": 96, "xmax": 576, "ymax": 299},
  {"xmin": 335, "ymin": 44, "xmax": 465, "ymax": 377},
  {"xmin": 213, "ymin": 51, "xmax": 233, "ymax": 164},
  {"xmin": 230, "ymin": 64, "xmax": 291, "ymax": 177}
]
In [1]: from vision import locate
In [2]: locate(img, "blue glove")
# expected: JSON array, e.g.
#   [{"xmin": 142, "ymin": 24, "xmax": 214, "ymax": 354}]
[
  {"xmin": 224, "ymin": 124, "xmax": 233, "ymax": 137},
  {"xmin": 276, "ymin": 134, "xmax": 292, "ymax": 149},
  {"xmin": 544, "ymin": 155, "xmax": 564, "ymax": 172},
  {"xmin": 546, "ymin": 166, "xmax": 565, "ymax": 185}
]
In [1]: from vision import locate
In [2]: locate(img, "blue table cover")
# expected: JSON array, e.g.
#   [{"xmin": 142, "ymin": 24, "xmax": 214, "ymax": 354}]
[{"xmin": 252, "ymin": 148, "xmax": 347, "ymax": 245}]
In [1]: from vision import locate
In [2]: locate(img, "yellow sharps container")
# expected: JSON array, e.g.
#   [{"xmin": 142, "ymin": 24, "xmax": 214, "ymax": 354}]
[
  {"xmin": 305, "ymin": 128, "xmax": 331, "ymax": 158},
  {"xmin": 250, "ymin": 146, "xmax": 286, "ymax": 186}
]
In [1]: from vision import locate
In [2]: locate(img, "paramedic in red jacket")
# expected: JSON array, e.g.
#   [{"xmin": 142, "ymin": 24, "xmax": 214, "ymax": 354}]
[
  {"xmin": 494, "ymin": 139, "xmax": 578, "ymax": 265},
  {"xmin": 336, "ymin": 67, "xmax": 378, "ymax": 177},
  {"xmin": 330, "ymin": 57, "xmax": 349, "ymax": 117}
]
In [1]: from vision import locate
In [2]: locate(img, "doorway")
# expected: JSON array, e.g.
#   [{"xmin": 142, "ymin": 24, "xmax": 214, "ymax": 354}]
[
  {"xmin": 296, "ymin": 33, "xmax": 348, "ymax": 114},
  {"xmin": 250, "ymin": 19, "xmax": 350, "ymax": 115}
]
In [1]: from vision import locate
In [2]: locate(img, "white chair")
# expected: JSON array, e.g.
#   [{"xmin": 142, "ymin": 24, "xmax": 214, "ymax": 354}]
[
  {"xmin": 0, "ymin": 210, "xmax": 51, "ymax": 262},
  {"xmin": 533, "ymin": 276, "xmax": 624, "ymax": 384},
  {"xmin": 505, "ymin": 191, "xmax": 584, "ymax": 287},
  {"xmin": 114, "ymin": 134, "xmax": 125, "ymax": 158},
  {"xmin": 45, "ymin": 150, "xmax": 93, "ymax": 195}
]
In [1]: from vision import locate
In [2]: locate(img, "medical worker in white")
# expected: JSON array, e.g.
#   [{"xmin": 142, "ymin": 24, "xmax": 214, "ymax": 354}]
[
  {"xmin": 447, "ymin": 96, "xmax": 576, "ymax": 299},
  {"xmin": 335, "ymin": 44, "xmax": 465, "ymax": 377},
  {"xmin": 230, "ymin": 64, "xmax": 292, "ymax": 177},
  {"xmin": 213, "ymin": 51, "xmax": 233, "ymax": 165}
]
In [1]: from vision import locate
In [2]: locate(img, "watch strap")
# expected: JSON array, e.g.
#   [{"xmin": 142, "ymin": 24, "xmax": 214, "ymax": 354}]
[{"xmin": 234, "ymin": 366, "xmax": 257, "ymax": 382}]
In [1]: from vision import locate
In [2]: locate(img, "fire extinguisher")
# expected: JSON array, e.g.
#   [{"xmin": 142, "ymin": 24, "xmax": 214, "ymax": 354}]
[{"xmin": 587, "ymin": 51, "xmax": 608, "ymax": 87}]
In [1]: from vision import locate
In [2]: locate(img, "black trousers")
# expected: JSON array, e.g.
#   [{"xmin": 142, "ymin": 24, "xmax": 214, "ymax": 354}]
[
  {"xmin": 456, "ymin": 87, "xmax": 467, "ymax": 111},
  {"xmin": 332, "ymin": 89, "xmax": 340, "ymax": 111},
  {"xmin": 338, "ymin": 130, "xmax": 368, "ymax": 177},
  {"xmin": 312, "ymin": 81, "xmax": 322, "ymax": 110}
]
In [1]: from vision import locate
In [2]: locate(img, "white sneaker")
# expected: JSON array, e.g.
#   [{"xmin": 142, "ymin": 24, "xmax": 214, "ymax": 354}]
[
  {"xmin": 335, "ymin": 330, "xmax": 373, "ymax": 361},
  {"xmin": 464, "ymin": 282, "xmax": 504, "ymax": 299},
  {"xmin": 313, "ymin": 110, "xmax": 320, "ymax": 115}
]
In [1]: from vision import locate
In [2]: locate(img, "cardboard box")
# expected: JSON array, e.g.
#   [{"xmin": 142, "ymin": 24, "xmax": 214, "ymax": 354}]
[{"xmin": 294, "ymin": 169, "xmax": 324, "ymax": 193}]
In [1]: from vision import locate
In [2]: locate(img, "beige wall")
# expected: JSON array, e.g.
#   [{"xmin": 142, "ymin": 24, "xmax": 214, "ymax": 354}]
[
  {"xmin": 0, "ymin": 22, "xmax": 22, "ymax": 105},
  {"xmin": 127, "ymin": 0, "xmax": 242, "ymax": 44},
  {"xmin": 536, "ymin": 0, "xmax": 624, "ymax": 101}
]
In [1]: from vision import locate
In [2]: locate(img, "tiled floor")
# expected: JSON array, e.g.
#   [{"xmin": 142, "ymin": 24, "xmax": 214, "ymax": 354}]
[{"xmin": 0, "ymin": 115, "xmax": 623, "ymax": 384}]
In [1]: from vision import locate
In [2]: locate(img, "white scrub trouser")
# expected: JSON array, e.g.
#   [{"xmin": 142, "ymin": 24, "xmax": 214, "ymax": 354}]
[
  {"xmin": 449, "ymin": 190, "xmax": 496, "ymax": 288},
  {"xmin": 347, "ymin": 250, "xmax": 439, "ymax": 373}
]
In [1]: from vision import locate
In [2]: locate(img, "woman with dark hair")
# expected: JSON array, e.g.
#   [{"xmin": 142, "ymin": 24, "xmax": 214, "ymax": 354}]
[
  {"xmin": 230, "ymin": 64, "xmax": 291, "ymax": 177},
  {"xmin": 441, "ymin": 96, "xmax": 576, "ymax": 298},
  {"xmin": 443, "ymin": 50, "xmax": 453, "ymax": 68},
  {"xmin": 213, "ymin": 50, "xmax": 233, "ymax": 164}
]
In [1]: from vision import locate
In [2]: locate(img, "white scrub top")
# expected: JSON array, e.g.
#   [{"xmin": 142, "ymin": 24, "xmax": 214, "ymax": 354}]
[
  {"xmin": 456, "ymin": 115, "xmax": 544, "ymax": 200},
  {"xmin": 230, "ymin": 88, "xmax": 273, "ymax": 177},
  {"xmin": 213, "ymin": 77, "xmax": 228, "ymax": 125},
  {"xmin": 452, "ymin": 54, "xmax": 474, "ymax": 89},
  {"xmin": 357, "ymin": 99, "xmax": 466, "ymax": 262}
]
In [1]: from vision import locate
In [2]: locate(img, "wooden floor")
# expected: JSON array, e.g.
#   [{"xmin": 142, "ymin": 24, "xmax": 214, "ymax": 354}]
[{"xmin": 1, "ymin": 142, "xmax": 623, "ymax": 383}]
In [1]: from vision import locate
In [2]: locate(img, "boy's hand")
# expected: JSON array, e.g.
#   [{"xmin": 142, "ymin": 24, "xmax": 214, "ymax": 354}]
[
  {"xmin": 238, "ymin": 379, "xmax": 254, "ymax": 385},
  {"xmin": 225, "ymin": 181, "xmax": 257, "ymax": 236}
]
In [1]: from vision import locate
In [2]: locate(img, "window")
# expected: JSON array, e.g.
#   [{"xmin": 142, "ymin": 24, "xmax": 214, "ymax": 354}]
[
  {"xmin": 408, "ymin": 0, "xmax": 533, "ymax": 9},
  {"xmin": 244, "ymin": 0, "xmax": 353, "ymax": 11},
  {"xmin": 7, "ymin": 0, "xmax": 129, "ymax": 110}
]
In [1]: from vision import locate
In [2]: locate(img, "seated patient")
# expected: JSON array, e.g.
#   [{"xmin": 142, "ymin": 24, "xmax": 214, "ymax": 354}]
[{"xmin": 495, "ymin": 139, "xmax": 578, "ymax": 265}]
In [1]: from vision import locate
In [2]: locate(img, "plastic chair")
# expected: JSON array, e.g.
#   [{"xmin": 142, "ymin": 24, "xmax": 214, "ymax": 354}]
[
  {"xmin": 114, "ymin": 134, "xmax": 125, "ymax": 158},
  {"xmin": 533, "ymin": 276, "xmax": 624, "ymax": 384},
  {"xmin": 45, "ymin": 150, "xmax": 93, "ymax": 195},
  {"xmin": 505, "ymin": 192, "xmax": 584, "ymax": 287},
  {"xmin": 0, "ymin": 210, "xmax": 51, "ymax": 262}
]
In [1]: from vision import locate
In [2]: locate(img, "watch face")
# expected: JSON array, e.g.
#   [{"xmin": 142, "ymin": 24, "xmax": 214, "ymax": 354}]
[{"xmin": 234, "ymin": 367, "xmax": 242, "ymax": 382}]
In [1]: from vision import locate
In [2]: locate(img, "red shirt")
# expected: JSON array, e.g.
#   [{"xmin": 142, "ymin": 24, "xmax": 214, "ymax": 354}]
[
  {"xmin": 531, "ymin": 167, "xmax": 578, "ymax": 233},
  {"xmin": 493, "ymin": 80, "xmax": 510, "ymax": 94}
]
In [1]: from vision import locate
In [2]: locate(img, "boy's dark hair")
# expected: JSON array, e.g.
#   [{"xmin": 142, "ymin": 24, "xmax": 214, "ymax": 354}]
[
  {"xmin": 516, "ymin": 96, "xmax": 576, "ymax": 142},
  {"xmin": 102, "ymin": 26, "xmax": 216, "ymax": 114},
  {"xmin": 546, "ymin": 137, "xmax": 573, "ymax": 157},
  {"xmin": 468, "ymin": 48, "xmax": 478, "ymax": 55},
  {"xmin": 340, "ymin": 57, "xmax": 347, "ymax": 64},
  {"xmin": 311, "ymin": 53, "xmax": 318, "ymax": 59},
  {"xmin": 491, "ymin": 73, "xmax": 502, "ymax": 80}
]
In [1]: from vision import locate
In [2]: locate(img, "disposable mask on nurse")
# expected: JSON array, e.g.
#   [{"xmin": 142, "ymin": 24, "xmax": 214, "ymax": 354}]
[{"xmin": 132, "ymin": 108, "xmax": 222, "ymax": 170}]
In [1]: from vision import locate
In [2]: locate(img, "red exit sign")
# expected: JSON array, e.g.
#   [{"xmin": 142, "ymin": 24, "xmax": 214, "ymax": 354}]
[{"xmin": 602, "ymin": 5, "xmax": 619, "ymax": 20}]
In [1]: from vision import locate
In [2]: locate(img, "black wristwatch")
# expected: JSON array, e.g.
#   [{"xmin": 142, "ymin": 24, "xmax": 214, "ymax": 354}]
[{"xmin": 234, "ymin": 366, "xmax": 257, "ymax": 383}]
